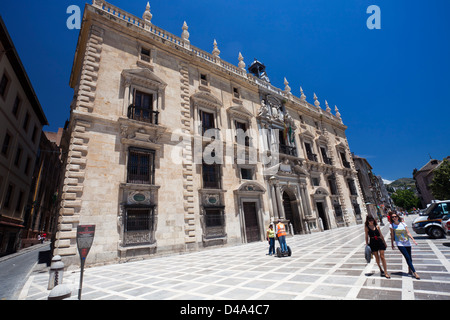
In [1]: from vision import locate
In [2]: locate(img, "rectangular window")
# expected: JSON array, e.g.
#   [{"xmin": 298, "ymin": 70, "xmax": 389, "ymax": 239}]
[
  {"xmin": 125, "ymin": 208, "xmax": 154, "ymax": 232},
  {"xmin": 127, "ymin": 148, "xmax": 155, "ymax": 185},
  {"xmin": 24, "ymin": 156, "xmax": 31, "ymax": 175},
  {"xmin": 328, "ymin": 178, "xmax": 338, "ymax": 195},
  {"xmin": 140, "ymin": 48, "xmax": 151, "ymax": 63},
  {"xmin": 241, "ymin": 168, "xmax": 254, "ymax": 180},
  {"xmin": 4, "ymin": 184, "xmax": 13, "ymax": 209},
  {"xmin": 1, "ymin": 133, "xmax": 12, "ymax": 157},
  {"xmin": 235, "ymin": 121, "xmax": 249, "ymax": 146},
  {"xmin": 202, "ymin": 163, "xmax": 221, "ymax": 189},
  {"xmin": 23, "ymin": 112, "xmax": 30, "ymax": 132},
  {"xmin": 123, "ymin": 207, "xmax": 156, "ymax": 246},
  {"xmin": 0, "ymin": 74, "xmax": 9, "ymax": 98},
  {"xmin": 200, "ymin": 73, "xmax": 208, "ymax": 86},
  {"xmin": 305, "ymin": 142, "xmax": 317, "ymax": 161},
  {"xmin": 205, "ymin": 208, "xmax": 223, "ymax": 228},
  {"xmin": 320, "ymin": 147, "xmax": 332, "ymax": 165},
  {"xmin": 341, "ymin": 152, "xmax": 350, "ymax": 168},
  {"xmin": 233, "ymin": 87, "xmax": 240, "ymax": 99},
  {"xmin": 31, "ymin": 126, "xmax": 38, "ymax": 143},
  {"xmin": 129, "ymin": 90, "xmax": 158, "ymax": 124},
  {"xmin": 347, "ymin": 179, "xmax": 358, "ymax": 196},
  {"xmin": 312, "ymin": 176, "xmax": 320, "ymax": 187},
  {"xmin": 14, "ymin": 145, "xmax": 22, "ymax": 167},
  {"xmin": 15, "ymin": 190, "xmax": 24, "ymax": 214},
  {"xmin": 200, "ymin": 110, "xmax": 215, "ymax": 135},
  {"xmin": 12, "ymin": 95, "xmax": 21, "ymax": 117}
]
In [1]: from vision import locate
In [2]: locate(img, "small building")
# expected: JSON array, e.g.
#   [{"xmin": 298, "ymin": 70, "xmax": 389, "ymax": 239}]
[{"xmin": 414, "ymin": 157, "xmax": 450, "ymax": 208}]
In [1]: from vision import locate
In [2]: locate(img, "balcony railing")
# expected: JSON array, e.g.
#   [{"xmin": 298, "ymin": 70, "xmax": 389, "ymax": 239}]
[
  {"xmin": 279, "ymin": 145, "xmax": 297, "ymax": 157},
  {"xmin": 307, "ymin": 152, "xmax": 318, "ymax": 162},
  {"xmin": 128, "ymin": 105, "xmax": 160, "ymax": 125},
  {"xmin": 323, "ymin": 156, "xmax": 333, "ymax": 165}
]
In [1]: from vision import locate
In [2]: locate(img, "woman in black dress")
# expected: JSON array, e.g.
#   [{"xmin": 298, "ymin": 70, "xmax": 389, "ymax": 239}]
[{"xmin": 365, "ymin": 216, "xmax": 390, "ymax": 278}]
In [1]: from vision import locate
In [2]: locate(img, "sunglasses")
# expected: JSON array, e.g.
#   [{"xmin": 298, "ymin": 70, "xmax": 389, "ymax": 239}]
[{"xmin": 392, "ymin": 216, "xmax": 399, "ymax": 219}]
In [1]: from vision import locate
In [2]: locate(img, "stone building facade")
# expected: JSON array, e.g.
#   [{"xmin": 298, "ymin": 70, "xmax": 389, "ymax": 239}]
[{"xmin": 55, "ymin": 1, "xmax": 368, "ymax": 266}]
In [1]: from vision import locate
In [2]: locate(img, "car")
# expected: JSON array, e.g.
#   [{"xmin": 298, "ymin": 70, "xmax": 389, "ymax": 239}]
[
  {"xmin": 412, "ymin": 200, "xmax": 450, "ymax": 239},
  {"xmin": 419, "ymin": 209, "xmax": 428, "ymax": 216},
  {"xmin": 442, "ymin": 216, "xmax": 450, "ymax": 235}
]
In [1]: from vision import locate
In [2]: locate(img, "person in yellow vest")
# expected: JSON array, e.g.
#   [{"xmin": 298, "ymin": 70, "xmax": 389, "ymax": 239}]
[
  {"xmin": 266, "ymin": 224, "xmax": 275, "ymax": 255},
  {"xmin": 276, "ymin": 219, "xmax": 288, "ymax": 253}
]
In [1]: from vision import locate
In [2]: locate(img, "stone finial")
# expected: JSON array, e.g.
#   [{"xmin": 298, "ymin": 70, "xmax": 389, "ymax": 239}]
[
  {"xmin": 314, "ymin": 93, "xmax": 320, "ymax": 107},
  {"xmin": 335, "ymin": 105, "xmax": 341, "ymax": 119},
  {"xmin": 284, "ymin": 78, "xmax": 291, "ymax": 94},
  {"xmin": 143, "ymin": 2, "xmax": 152, "ymax": 24},
  {"xmin": 181, "ymin": 21, "xmax": 190, "ymax": 42},
  {"xmin": 92, "ymin": 0, "xmax": 104, "ymax": 8},
  {"xmin": 325, "ymin": 100, "xmax": 331, "ymax": 113},
  {"xmin": 300, "ymin": 86, "xmax": 306, "ymax": 101},
  {"xmin": 238, "ymin": 52, "xmax": 246, "ymax": 70},
  {"xmin": 212, "ymin": 39, "xmax": 220, "ymax": 58}
]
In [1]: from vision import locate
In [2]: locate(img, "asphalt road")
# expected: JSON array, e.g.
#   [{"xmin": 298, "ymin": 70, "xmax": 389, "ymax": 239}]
[{"xmin": 0, "ymin": 243, "xmax": 51, "ymax": 300}]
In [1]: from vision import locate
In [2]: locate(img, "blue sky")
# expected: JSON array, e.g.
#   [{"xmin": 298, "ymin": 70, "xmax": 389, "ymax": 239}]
[{"xmin": 1, "ymin": 0, "xmax": 449, "ymax": 182}]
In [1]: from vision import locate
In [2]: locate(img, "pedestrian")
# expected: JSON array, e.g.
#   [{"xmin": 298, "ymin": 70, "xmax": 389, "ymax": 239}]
[
  {"xmin": 276, "ymin": 219, "xmax": 288, "ymax": 253},
  {"xmin": 266, "ymin": 224, "xmax": 275, "ymax": 255},
  {"xmin": 365, "ymin": 216, "xmax": 390, "ymax": 278},
  {"xmin": 389, "ymin": 212, "xmax": 420, "ymax": 279}
]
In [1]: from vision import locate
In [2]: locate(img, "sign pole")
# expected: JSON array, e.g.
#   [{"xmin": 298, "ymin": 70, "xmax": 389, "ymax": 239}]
[
  {"xmin": 76, "ymin": 225, "xmax": 95, "ymax": 300},
  {"xmin": 78, "ymin": 258, "xmax": 85, "ymax": 300}
]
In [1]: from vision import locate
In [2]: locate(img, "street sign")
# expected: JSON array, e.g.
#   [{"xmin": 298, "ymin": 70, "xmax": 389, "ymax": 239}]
[
  {"xmin": 76, "ymin": 225, "xmax": 95, "ymax": 300},
  {"xmin": 76, "ymin": 225, "xmax": 95, "ymax": 259}
]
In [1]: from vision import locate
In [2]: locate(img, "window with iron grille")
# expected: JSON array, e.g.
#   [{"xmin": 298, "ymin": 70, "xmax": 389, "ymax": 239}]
[
  {"xmin": 204, "ymin": 208, "xmax": 224, "ymax": 228},
  {"xmin": 347, "ymin": 179, "xmax": 358, "ymax": 196},
  {"xmin": 125, "ymin": 207, "xmax": 154, "ymax": 232},
  {"xmin": 202, "ymin": 163, "xmax": 221, "ymax": 189},
  {"xmin": 127, "ymin": 148, "xmax": 155, "ymax": 185}
]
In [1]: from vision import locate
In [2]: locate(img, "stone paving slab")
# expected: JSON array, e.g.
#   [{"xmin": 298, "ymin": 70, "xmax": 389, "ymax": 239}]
[{"xmin": 19, "ymin": 216, "xmax": 450, "ymax": 300}]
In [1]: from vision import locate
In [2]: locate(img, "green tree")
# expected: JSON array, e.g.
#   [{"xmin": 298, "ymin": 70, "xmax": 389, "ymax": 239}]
[
  {"xmin": 391, "ymin": 189, "xmax": 420, "ymax": 210},
  {"xmin": 430, "ymin": 159, "xmax": 450, "ymax": 200}
]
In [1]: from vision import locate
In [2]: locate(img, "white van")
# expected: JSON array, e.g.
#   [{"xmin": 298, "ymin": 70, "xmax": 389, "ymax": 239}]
[{"xmin": 412, "ymin": 200, "xmax": 450, "ymax": 239}]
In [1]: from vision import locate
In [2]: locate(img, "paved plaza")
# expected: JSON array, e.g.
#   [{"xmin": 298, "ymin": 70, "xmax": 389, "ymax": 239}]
[{"xmin": 19, "ymin": 215, "xmax": 450, "ymax": 300}]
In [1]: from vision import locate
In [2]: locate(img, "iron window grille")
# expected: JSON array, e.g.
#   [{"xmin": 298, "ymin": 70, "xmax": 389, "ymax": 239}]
[
  {"xmin": 127, "ymin": 148, "xmax": 155, "ymax": 185},
  {"xmin": 125, "ymin": 207, "xmax": 155, "ymax": 232},
  {"xmin": 202, "ymin": 163, "xmax": 221, "ymax": 189}
]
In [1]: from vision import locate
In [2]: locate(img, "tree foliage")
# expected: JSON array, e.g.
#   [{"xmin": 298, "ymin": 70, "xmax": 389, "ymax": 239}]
[
  {"xmin": 430, "ymin": 159, "xmax": 450, "ymax": 200},
  {"xmin": 391, "ymin": 189, "xmax": 420, "ymax": 210}
]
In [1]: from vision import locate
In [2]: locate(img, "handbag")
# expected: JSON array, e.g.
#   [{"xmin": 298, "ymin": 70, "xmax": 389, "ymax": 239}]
[{"xmin": 365, "ymin": 244, "xmax": 372, "ymax": 263}]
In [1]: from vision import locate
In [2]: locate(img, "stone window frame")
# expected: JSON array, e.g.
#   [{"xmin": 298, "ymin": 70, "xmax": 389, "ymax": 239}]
[
  {"xmin": 121, "ymin": 68, "xmax": 167, "ymax": 123},
  {"xmin": 136, "ymin": 42, "xmax": 155, "ymax": 70}
]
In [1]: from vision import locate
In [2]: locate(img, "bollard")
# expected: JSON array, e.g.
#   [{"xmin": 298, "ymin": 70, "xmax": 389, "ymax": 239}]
[
  {"xmin": 48, "ymin": 284, "xmax": 72, "ymax": 300},
  {"xmin": 48, "ymin": 255, "xmax": 65, "ymax": 290}
]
